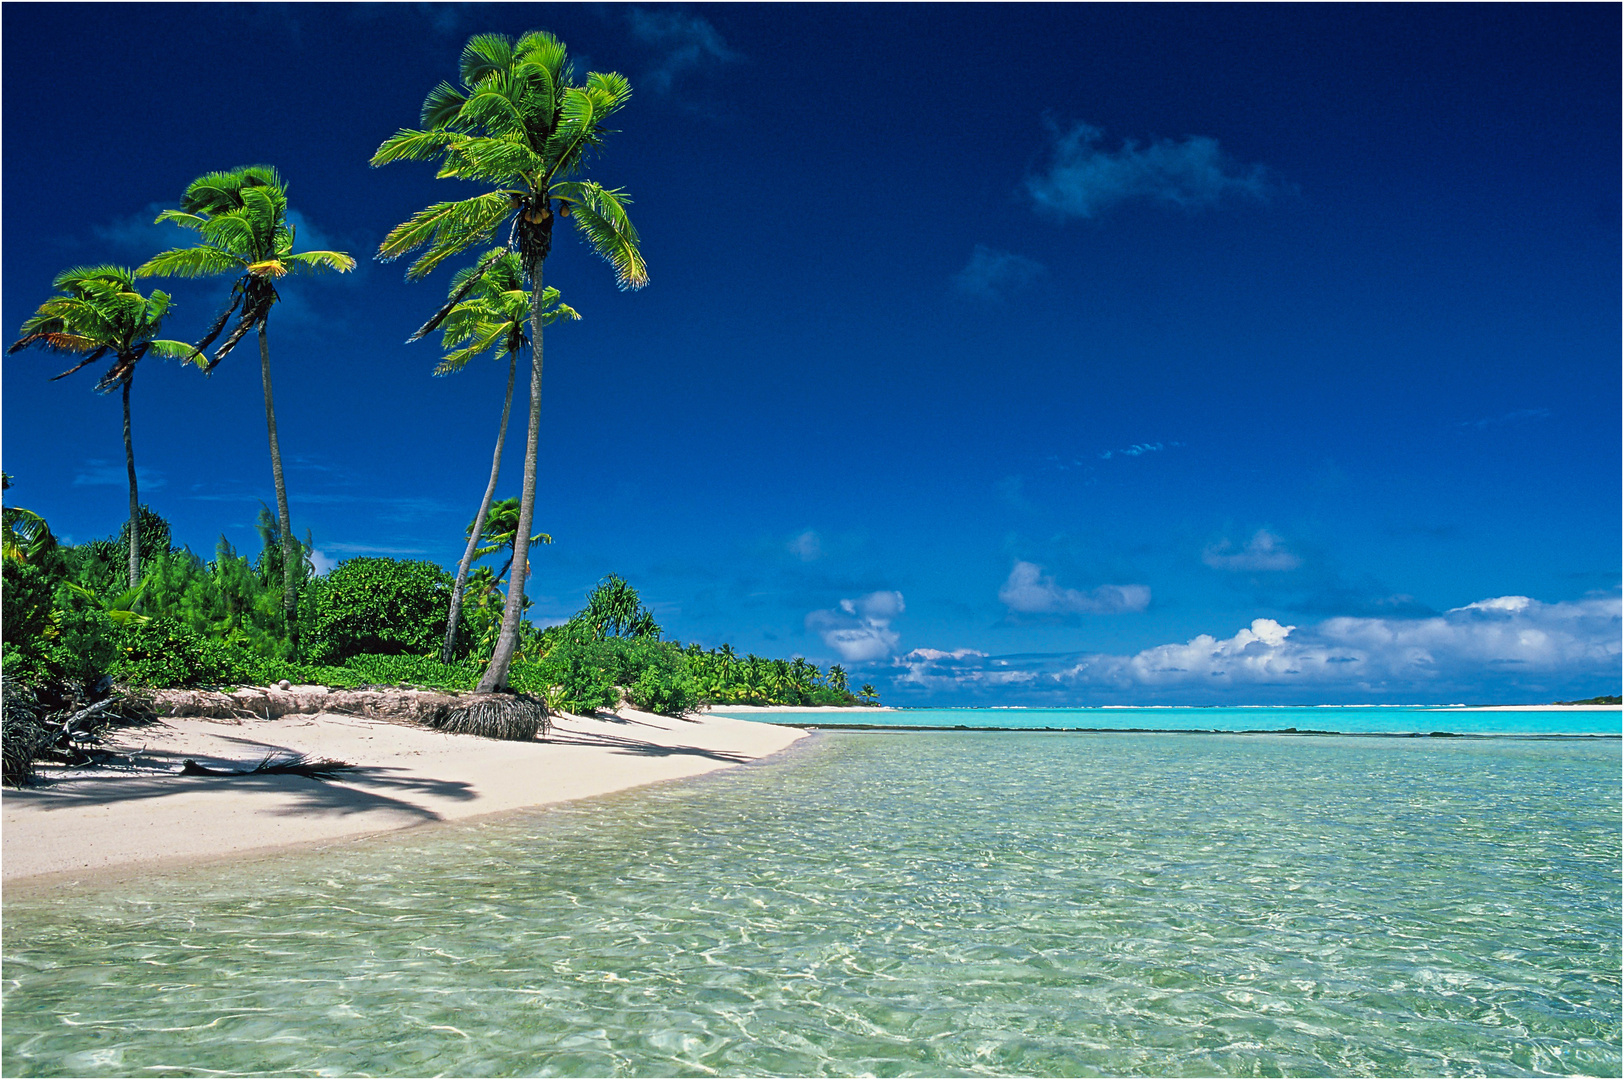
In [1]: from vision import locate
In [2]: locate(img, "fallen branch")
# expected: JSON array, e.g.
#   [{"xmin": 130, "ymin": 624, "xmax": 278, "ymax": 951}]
[{"xmin": 179, "ymin": 752, "xmax": 356, "ymax": 781}]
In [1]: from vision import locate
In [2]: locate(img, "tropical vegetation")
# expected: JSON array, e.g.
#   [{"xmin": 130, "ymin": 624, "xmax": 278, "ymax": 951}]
[{"xmin": 2, "ymin": 27, "xmax": 878, "ymax": 784}]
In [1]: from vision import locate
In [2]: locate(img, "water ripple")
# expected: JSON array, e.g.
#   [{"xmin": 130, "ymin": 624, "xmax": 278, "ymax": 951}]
[{"xmin": 4, "ymin": 733, "xmax": 1619, "ymax": 1076}]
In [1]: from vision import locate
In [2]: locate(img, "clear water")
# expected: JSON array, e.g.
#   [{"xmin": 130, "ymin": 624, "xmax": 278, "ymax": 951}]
[
  {"xmin": 711, "ymin": 706, "xmax": 1624, "ymax": 736},
  {"xmin": 4, "ymin": 731, "xmax": 1619, "ymax": 1077}
]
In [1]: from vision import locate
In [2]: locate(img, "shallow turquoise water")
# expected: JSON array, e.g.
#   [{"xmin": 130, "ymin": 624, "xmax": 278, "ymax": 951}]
[
  {"xmin": 713, "ymin": 705, "xmax": 1623, "ymax": 736},
  {"xmin": 4, "ymin": 732, "xmax": 1620, "ymax": 1077}
]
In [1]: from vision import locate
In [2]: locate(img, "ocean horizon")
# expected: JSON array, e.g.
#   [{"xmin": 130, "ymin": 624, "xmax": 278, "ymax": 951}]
[{"xmin": 714, "ymin": 705, "xmax": 1624, "ymax": 737}]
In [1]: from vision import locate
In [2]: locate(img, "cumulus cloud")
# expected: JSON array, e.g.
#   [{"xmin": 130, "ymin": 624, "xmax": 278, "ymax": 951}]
[
  {"xmin": 788, "ymin": 530, "xmax": 822, "ymax": 562},
  {"xmin": 999, "ymin": 561, "xmax": 1151, "ymax": 615},
  {"xmin": 806, "ymin": 590, "xmax": 905, "ymax": 662},
  {"xmin": 1027, "ymin": 121, "xmax": 1273, "ymax": 220},
  {"xmin": 627, "ymin": 8, "xmax": 738, "ymax": 93},
  {"xmin": 953, "ymin": 245, "xmax": 1045, "ymax": 300},
  {"xmin": 897, "ymin": 593, "xmax": 1621, "ymax": 701},
  {"xmin": 1203, "ymin": 529, "xmax": 1301, "ymax": 572}
]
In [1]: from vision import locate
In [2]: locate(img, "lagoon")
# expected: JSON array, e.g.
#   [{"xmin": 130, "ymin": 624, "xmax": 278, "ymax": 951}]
[
  {"xmin": 713, "ymin": 705, "xmax": 1624, "ymax": 737},
  {"xmin": 4, "ymin": 728, "xmax": 1620, "ymax": 1076}
]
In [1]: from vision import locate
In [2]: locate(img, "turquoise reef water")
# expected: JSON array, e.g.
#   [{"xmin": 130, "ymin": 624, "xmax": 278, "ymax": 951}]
[
  {"xmin": 4, "ymin": 730, "xmax": 1620, "ymax": 1076},
  {"xmin": 712, "ymin": 705, "xmax": 1623, "ymax": 736}
]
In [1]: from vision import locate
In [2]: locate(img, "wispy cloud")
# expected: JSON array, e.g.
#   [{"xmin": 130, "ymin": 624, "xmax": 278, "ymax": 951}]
[
  {"xmin": 806, "ymin": 590, "xmax": 905, "ymax": 662},
  {"xmin": 1203, "ymin": 529, "xmax": 1301, "ymax": 572},
  {"xmin": 1099, "ymin": 441, "xmax": 1166, "ymax": 460},
  {"xmin": 1457, "ymin": 408, "xmax": 1551, "ymax": 431},
  {"xmin": 319, "ymin": 541, "xmax": 431, "ymax": 556},
  {"xmin": 895, "ymin": 592, "xmax": 1622, "ymax": 701},
  {"xmin": 627, "ymin": 8, "xmax": 739, "ymax": 93},
  {"xmin": 999, "ymin": 561, "xmax": 1150, "ymax": 615},
  {"xmin": 89, "ymin": 204, "xmax": 195, "ymax": 262},
  {"xmin": 788, "ymin": 529, "xmax": 823, "ymax": 562},
  {"xmin": 953, "ymin": 245, "xmax": 1045, "ymax": 300},
  {"xmin": 74, "ymin": 459, "xmax": 165, "ymax": 490},
  {"xmin": 1027, "ymin": 120, "xmax": 1274, "ymax": 220}
]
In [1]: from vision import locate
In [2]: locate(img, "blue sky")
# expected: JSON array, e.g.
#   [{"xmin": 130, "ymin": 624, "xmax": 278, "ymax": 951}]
[{"xmin": 3, "ymin": 4, "xmax": 1618, "ymax": 704}]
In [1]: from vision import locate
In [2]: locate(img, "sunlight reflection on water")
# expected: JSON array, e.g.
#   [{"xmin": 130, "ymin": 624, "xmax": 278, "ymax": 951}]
[{"xmin": 4, "ymin": 732, "xmax": 1620, "ymax": 1077}]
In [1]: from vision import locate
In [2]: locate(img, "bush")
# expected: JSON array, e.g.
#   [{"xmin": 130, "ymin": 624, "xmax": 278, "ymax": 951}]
[
  {"xmin": 302, "ymin": 558, "xmax": 457, "ymax": 665},
  {"xmin": 109, "ymin": 617, "xmax": 236, "ymax": 688},
  {"xmin": 526, "ymin": 631, "xmax": 618, "ymax": 714},
  {"xmin": 626, "ymin": 640, "xmax": 705, "ymax": 717}
]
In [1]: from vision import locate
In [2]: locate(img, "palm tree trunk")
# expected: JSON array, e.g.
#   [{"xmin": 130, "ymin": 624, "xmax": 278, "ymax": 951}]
[
  {"xmin": 442, "ymin": 348, "xmax": 517, "ymax": 663},
  {"xmin": 259, "ymin": 321, "xmax": 299, "ymax": 659},
  {"xmin": 477, "ymin": 267, "xmax": 546, "ymax": 692},
  {"xmin": 121, "ymin": 375, "xmax": 140, "ymax": 589}
]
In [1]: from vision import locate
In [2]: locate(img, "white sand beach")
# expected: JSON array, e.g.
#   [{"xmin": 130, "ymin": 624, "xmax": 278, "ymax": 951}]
[{"xmin": 2, "ymin": 705, "xmax": 806, "ymax": 890}]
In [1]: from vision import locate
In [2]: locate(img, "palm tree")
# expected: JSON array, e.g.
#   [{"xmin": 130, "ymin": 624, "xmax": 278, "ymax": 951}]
[
  {"xmin": 468, "ymin": 496, "xmax": 552, "ymax": 606},
  {"xmin": 136, "ymin": 166, "xmax": 354, "ymax": 657},
  {"xmin": 8, "ymin": 267, "xmax": 194, "ymax": 586},
  {"xmin": 427, "ymin": 248, "xmax": 578, "ymax": 662},
  {"xmin": 374, "ymin": 30, "xmax": 648, "ymax": 693}
]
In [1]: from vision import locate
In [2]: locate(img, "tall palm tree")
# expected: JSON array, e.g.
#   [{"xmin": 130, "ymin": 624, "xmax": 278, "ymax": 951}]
[
  {"xmin": 8, "ymin": 267, "xmax": 194, "ymax": 586},
  {"xmin": 427, "ymin": 248, "xmax": 578, "ymax": 662},
  {"xmin": 374, "ymin": 29, "xmax": 648, "ymax": 693},
  {"xmin": 136, "ymin": 166, "xmax": 354, "ymax": 657}
]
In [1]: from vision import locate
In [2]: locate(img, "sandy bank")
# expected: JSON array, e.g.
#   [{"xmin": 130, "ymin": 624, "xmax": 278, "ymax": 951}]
[{"xmin": 2, "ymin": 706, "xmax": 806, "ymax": 889}]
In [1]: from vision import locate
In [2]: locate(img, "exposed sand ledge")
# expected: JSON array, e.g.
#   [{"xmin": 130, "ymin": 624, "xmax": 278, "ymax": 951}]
[{"xmin": 2, "ymin": 704, "xmax": 807, "ymax": 890}]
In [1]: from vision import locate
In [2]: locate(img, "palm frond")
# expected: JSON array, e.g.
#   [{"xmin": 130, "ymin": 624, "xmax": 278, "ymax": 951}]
[
  {"xmin": 460, "ymin": 32, "xmax": 515, "ymax": 86},
  {"xmin": 47, "ymin": 348, "xmax": 110, "ymax": 378},
  {"xmin": 371, "ymin": 127, "xmax": 458, "ymax": 167},
  {"xmin": 555, "ymin": 182, "xmax": 648, "ymax": 289},
  {"xmin": 134, "ymin": 245, "xmax": 244, "ymax": 279},
  {"xmin": 457, "ymin": 87, "xmax": 530, "ymax": 140},
  {"xmin": 147, "ymin": 340, "xmax": 204, "ymax": 365},
  {"xmin": 406, "ymin": 247, "xmax": 507, "ymax": 340},
  {"xmin": 153, "ymin": 209, "xmax": 209, "ymax": 230},
  {"xmin": 283, "ymin": 249, "xmax": 357, "ymax": 275},
  {"xmin": 420, "ymin": 81, "xmax": 468, "ymax": 129},
  {"xmin": 436, "ymin": 135, "xmax": 545, "ymax": 185}
]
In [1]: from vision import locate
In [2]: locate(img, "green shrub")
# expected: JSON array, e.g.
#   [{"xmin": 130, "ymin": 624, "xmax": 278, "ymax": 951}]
[
  {"xmin": 626, "ymin": 640, "xmax": 705, "ymax": 717},
  {"xmin": 302, "ymin": 558, "xmax": 457, "ymax": 665},
  {"xmin": 528, "ymin": 631, "xmax": 618, "ymax": 714},
  {"xmin": 109, "ymin": 617, "xmax": 234, "ymax": 688},
  {"xmin": 339, "ymin": 653, "xmax": 481, "ymax": 692}
]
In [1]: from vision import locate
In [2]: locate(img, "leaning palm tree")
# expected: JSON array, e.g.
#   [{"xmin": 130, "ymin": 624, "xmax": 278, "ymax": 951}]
[
  {"xmin": 136, "ymin": 166, "xmax": 354, "ymax": 657},
  {"xmin": 428, "ymin": 249, "xmax": 578, "ymax": 662},
  {"xmin": 8, "ymin": 267, "xmax": 194, "ymax": 586},
  {"xmin": 374, "ymin": 29, "xmax": 648, "ymax": 694}
]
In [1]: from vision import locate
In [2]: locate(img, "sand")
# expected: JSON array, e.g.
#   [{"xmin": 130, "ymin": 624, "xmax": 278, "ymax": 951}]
[{"xmin": 1, "ymin": 706, "xmax": 806, "ymax": 890}]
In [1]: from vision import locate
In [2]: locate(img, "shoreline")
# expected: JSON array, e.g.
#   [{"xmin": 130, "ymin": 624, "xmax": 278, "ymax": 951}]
[{"xmin": 2, "ymin": 706, "xmax": 807, "ymax": 892}]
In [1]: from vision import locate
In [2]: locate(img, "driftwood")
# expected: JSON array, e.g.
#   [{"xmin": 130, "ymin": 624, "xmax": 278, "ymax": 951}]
[{"xmin": 179, "ymin": 751, "xmax": 356, "ymax": 781}]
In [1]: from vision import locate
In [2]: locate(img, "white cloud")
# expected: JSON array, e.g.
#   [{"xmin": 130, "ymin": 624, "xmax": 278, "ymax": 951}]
[
  {"xmin": 789, "ymin": 530, "xmax": 822, "ymax": 561},
  {"xmin": 806, "ymin": 590, "xmax": 905, "ymax": 662},
  {"xmin": 1203, "ymin": 529, "xmax": 1302, "ymax": 572},
  {"xmin": 1099, "ymin": 442, "xmax": 1164, "ymax": 460},
  {"xmin": 1088, "ymin": 595, "xmax": 1613, "ymax": 692},
  {"xmin": 1458, "ymin": 408, "xmax": 1551, "ymax": 431},
  {"xmin": 1027, "ymin": 121, "xmax": 1272, "ymax": 220},
  {"xmin": 308, "ymin": 548, "xmax": 338, "ymax": 576},
  {"xmin": 893, "ymin": 592, "xmax": 1621, "ymax": 702},
  {"xmin": 999, "ymin": 561, "xmax": 1151, "ymax": 615},
  {"xmin": 627, "ymin": 8, "xmax": 738, "ymax": 93},
  {"xmin": 73, "ymin": 459, "xmax": 165, "ymax": 490},
  {"xmin": 953, "ymin": 245, "xmax": 1045, "ymax": 300}
]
